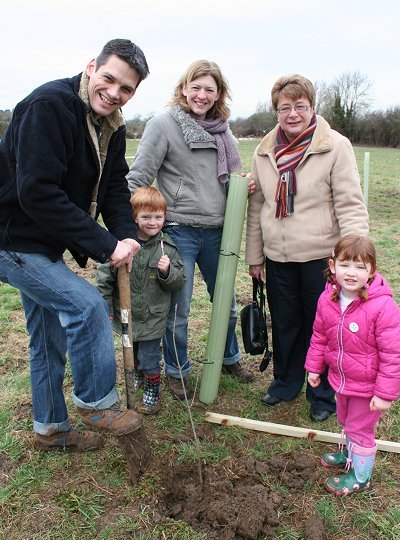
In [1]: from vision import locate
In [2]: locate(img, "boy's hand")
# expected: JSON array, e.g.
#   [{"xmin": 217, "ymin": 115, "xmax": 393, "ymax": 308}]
[
  {"xmin": 157, "ymin": 254, "xmax": 170, "ymax": 275},
  {"xmin": 370, "ymin": 396, "xmax": 392, "ymax": 412},
  {"xmin": 307, "ymin": 373, "xmax": 321, "ymax": 387}
]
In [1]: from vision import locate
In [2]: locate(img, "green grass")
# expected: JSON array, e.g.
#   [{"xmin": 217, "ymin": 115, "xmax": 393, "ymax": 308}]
[
  {"xmin": 0, "ymin": 282, "xmax": 23, "ymax": 332},
  {"xmin": 352, "ymin": 507, "xmax": 400, "ymax": 539},
  {"xmin": 1, "ymin": 142, "xmax": 399, "ymax": 539}
]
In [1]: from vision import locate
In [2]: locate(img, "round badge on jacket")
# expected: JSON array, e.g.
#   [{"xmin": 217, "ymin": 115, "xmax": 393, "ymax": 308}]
[{"xmin": 349, "ymin": 322, "xmax": 359, "ymax": 333}]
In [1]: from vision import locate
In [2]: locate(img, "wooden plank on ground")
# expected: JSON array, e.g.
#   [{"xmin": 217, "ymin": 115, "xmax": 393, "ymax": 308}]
[{"xmin": 205, "ymin": 412, "xmax": 400, "ymax": 454}]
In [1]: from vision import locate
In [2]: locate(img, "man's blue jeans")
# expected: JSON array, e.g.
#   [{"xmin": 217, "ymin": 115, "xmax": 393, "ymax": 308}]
[
  {"xmin": 162, "ymin": 225, "xmax": 240, "ymax": 378},
  {"xmin": 0, "ymin": 250, "xmax": 119, "ymax": 435}
]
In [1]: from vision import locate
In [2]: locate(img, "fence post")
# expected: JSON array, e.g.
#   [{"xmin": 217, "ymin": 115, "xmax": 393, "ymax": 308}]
[{"xmin": 363, "ymin": 152, "xmax": 370, "ymax": 208}]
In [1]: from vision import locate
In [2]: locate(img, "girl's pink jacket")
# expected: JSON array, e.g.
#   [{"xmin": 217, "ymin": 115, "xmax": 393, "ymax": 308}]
[{"xmin": 305, "ymin": 273, "xmax": 400, "ymax": 402}]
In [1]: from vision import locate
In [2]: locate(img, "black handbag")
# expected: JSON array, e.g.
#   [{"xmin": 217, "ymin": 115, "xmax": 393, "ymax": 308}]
[{"xmin": 240, "ymin": 277, "xmax": 272, "ymax": 372}]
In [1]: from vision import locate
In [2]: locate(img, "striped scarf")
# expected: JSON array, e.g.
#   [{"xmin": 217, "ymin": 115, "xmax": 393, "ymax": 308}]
[{"xmin": 274, "ymin": 113, "xmax": 316, "ymax": 218}]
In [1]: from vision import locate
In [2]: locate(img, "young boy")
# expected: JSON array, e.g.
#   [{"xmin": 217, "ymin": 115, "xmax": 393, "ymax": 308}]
[{"xmin": 96, "ymin": 187, "xmax": 185, "ymax": 414}]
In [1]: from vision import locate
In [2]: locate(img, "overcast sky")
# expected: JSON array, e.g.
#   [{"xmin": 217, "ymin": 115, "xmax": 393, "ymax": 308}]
[{"xmin": 2, "ymin": 0, "xmax": 398, "ymax": 120}]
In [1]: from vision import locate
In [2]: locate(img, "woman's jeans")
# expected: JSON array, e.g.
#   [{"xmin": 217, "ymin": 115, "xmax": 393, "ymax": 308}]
[
  {"xmin": 162, "ymin": 225, "xmax": 240, "ymax": 378},
  {"xmin": 0, "ymin": 250, "xmax": 119, "ymax": 435}
]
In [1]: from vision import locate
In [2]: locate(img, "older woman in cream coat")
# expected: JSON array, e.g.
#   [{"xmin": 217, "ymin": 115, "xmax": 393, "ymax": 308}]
[{"xmin": 245, "ymin": 74, "xmax": 369, "ymax": 422}]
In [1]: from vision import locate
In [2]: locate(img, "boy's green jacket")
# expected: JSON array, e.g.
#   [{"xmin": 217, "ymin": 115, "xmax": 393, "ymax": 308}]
[{"xmin": 96, "ymin": 231, "xmax": 185, "ymax": 341}]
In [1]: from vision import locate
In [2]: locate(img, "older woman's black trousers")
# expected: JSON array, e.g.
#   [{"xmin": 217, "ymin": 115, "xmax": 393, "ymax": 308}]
[{"xmin": 265, "ymin": 257, "xmax": 336, "ymax": 413}]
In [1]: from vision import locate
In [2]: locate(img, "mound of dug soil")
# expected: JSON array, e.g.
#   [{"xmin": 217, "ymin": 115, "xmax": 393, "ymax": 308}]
[{"xmin": 158, "ymin": 453, "xmax": 318, "ymax": 540}]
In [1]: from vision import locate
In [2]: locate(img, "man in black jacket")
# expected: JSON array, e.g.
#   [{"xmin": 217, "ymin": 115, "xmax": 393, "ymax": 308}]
[{"xmin": 0, "ymin": 39, "xmax": 149, "ymax": 451}]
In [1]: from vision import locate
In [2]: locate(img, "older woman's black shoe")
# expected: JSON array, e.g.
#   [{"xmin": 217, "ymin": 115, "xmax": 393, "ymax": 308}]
[
  {"xmin": 260, "ymin": 392, "xmax": 281, "ymax": 406},
  {"xmin": 310, "ymin": 409, "xmax": 333, "ymax": 422}
]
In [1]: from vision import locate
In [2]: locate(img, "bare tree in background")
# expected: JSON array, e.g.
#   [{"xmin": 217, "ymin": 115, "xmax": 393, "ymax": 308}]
[{"xmin": 315, "ymin": 71, "xmax": 373, "ymax": 139}]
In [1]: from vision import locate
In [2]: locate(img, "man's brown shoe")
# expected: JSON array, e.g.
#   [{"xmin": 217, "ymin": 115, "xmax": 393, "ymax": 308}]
[
  {"xmin": 222, "ymin": 362, "xmax": 254, "ymax": 383},
  {"xmin": 34, "ymin": 428, "xmax": 104, "ymax": 452},
  {"xmin": 167, "ymin": 374, "xmax": 190, "ymax": 400},
  {"xmin": 77, "ymin": 404, "xmax": 142, "ymax": 436}
]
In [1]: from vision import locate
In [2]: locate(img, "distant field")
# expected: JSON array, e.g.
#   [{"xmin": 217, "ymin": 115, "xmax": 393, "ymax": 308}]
[{"xmin": 127, "ymin": 138, "xmax": 400, "ymax": 297}]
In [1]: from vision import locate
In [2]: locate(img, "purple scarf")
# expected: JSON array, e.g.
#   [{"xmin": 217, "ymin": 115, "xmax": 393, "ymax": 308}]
[{"xmin": 196, "ymin": 117, "xmax": 242, "ymax": 183}]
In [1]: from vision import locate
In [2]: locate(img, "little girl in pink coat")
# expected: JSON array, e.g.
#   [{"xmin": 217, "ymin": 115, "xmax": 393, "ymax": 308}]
[{"xmin": 305, "ymin": 235, "xmax": 400, "ymax": 495}]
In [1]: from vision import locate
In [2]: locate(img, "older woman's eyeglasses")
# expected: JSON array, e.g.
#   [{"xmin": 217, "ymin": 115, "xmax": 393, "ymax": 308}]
[{"xmin": 276, "ymin": 105, "xmax": 310, "ymax": 114}]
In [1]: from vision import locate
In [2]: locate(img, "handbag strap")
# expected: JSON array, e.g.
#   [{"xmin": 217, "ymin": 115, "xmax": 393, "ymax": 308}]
[{"xmin": 252, "ymin": 277, "xmax": 266, "ymax": 320}]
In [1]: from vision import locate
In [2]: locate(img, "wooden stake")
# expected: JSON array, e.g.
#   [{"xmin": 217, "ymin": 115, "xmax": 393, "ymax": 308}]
[
  {"xmin": 205, "ymin": 412, "xmax": 400, "ymax": 454},
  {"xmin": 117, "ymin": 266, "xmax": 136, "ymax": 410}
]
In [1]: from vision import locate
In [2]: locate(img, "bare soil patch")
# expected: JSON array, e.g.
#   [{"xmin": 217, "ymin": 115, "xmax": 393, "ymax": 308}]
[
  {"xmin": 118, "ymin": 426, "xmax": 152, "ymax": 483},
  {"xmin": 145, "ymin": 450, "xmax": 322, "ymax": 540}
]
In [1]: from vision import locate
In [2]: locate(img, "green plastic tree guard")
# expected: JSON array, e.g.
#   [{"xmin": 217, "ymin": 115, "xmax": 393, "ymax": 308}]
[{"xmin": 199, "ymin": 174, "xmax": 249, "ymax": 404}]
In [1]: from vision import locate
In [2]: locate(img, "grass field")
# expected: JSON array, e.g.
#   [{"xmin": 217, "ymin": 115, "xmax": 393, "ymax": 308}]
[{"xmin": 0, "ymin": 141, "xmax": 399, "ymax": 539}]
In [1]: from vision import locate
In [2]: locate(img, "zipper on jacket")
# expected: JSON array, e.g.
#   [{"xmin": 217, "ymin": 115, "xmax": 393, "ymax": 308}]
[
  {"xmin": 173, "ymin": 178, "xmax": 184, "ymax": 209},
  {"xmin": 336, "ymin": 302, "xmax": 357, "ymax": 393},
  {"xmin": 336, "ymin": 318, "xmax": 345, "ymax": 393}
]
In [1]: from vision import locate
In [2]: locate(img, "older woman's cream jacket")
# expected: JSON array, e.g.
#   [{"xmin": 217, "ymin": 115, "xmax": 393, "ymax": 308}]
[{"xmin": 245, "ymin": 115, "xmax": 369, "ymax": 264}]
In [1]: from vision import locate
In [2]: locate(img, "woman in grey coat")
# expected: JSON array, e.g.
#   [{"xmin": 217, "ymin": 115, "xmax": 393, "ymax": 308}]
[{"xmin": 127, "ymin": 59, "xmax": 253, "ymax": 399}]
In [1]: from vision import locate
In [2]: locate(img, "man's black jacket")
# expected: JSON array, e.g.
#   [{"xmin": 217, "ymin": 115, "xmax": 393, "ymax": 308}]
[{"xmin": 0, "ymin": 73, "xmax": 136, "ymax": 267}]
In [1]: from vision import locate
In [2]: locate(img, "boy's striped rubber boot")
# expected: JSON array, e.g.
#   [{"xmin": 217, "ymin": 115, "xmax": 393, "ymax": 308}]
[{"xmin": 139, "ymin": 373, "xmax": 161, "ymax": 415}]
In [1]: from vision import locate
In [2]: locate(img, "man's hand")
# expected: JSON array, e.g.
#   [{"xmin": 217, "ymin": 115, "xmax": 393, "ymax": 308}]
[{"xmin": 109, "ymin": 238, "xmax": 141, "ymax": 271}]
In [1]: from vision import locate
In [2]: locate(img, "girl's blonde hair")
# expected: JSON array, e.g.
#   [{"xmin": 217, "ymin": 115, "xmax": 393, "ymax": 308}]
[
  {"xmin": 130, "ymin": 187, "xmax": 167, "ymax": 218},
  {"xmin": 168, "ymin": 59, "xmax": 231, "ymax": 121},
  {"xmin": 327, "ymin": 235, "xmax": 377, "ymax": 301}
]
